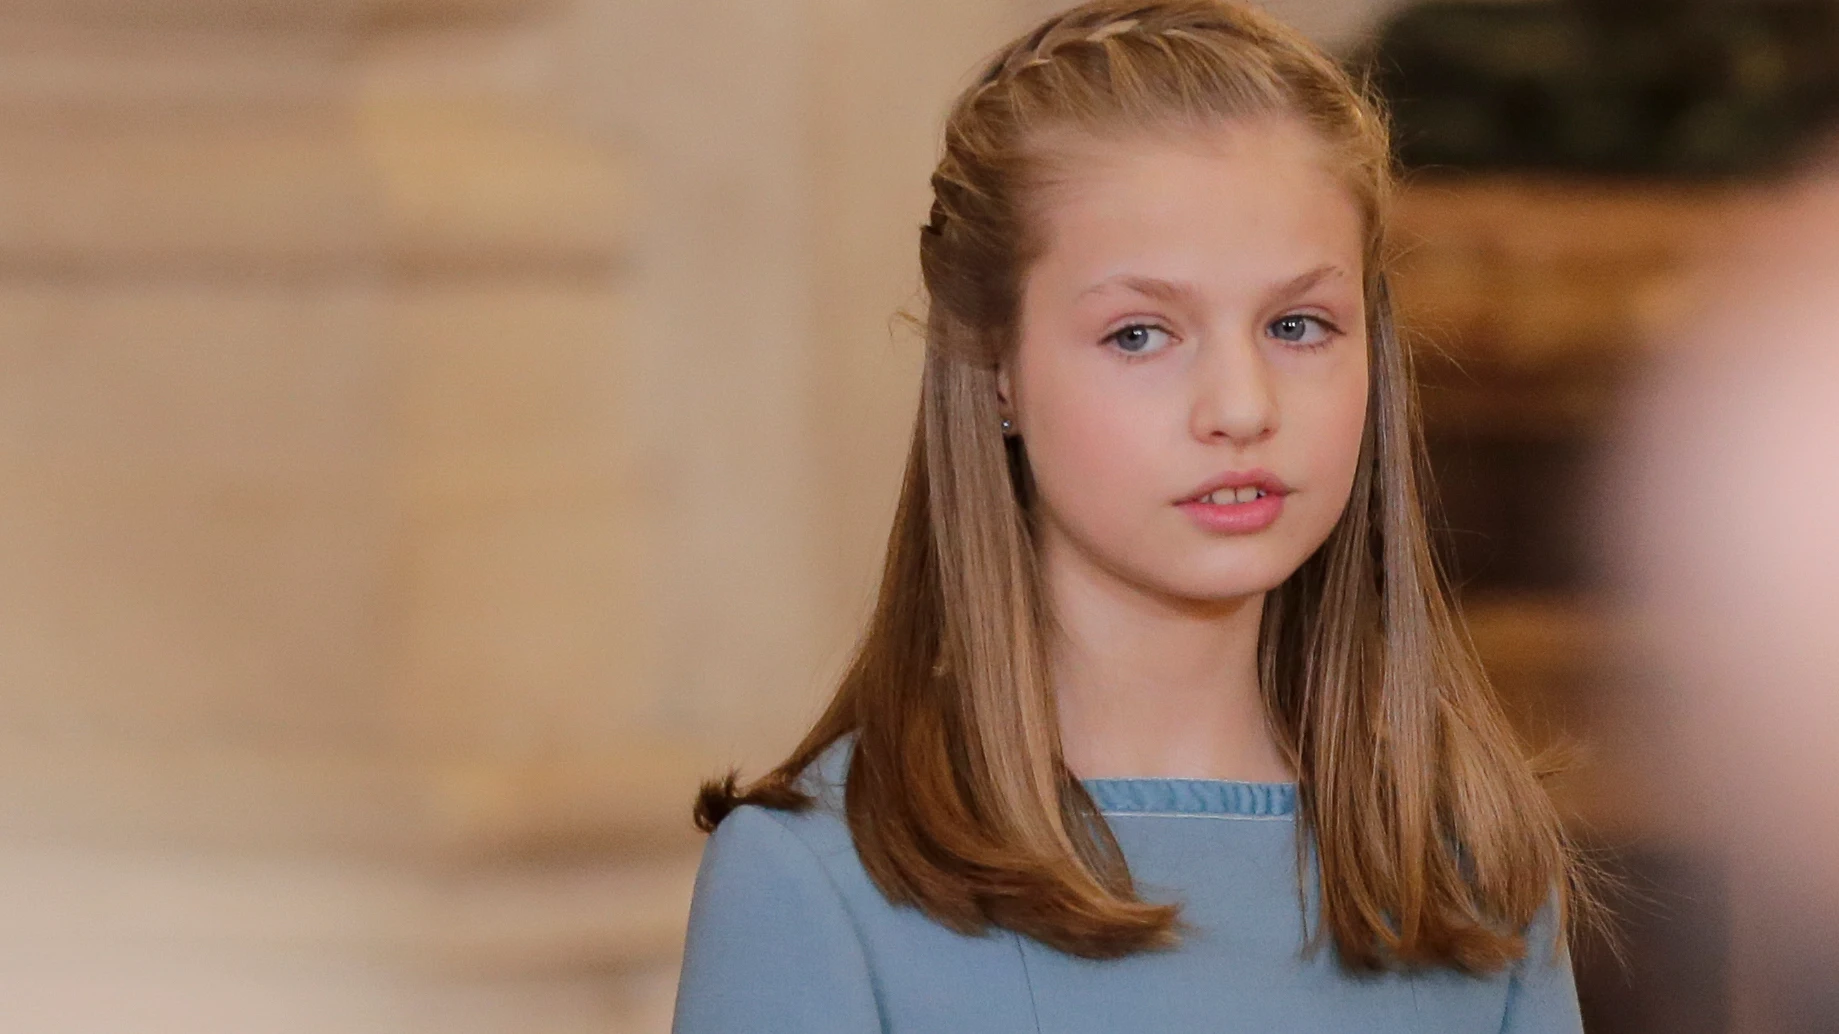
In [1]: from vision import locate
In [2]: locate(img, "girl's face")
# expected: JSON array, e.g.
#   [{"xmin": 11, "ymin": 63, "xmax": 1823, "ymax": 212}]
[{"xmin": 1001, "ymin": 115, "xmax": 1370, "ymax": 604}]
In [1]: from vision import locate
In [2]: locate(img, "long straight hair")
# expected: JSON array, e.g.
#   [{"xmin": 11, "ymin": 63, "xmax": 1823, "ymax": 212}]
[{"xmin": 696, "ymin": 0, "xmax": 1590, "ymax": 972}]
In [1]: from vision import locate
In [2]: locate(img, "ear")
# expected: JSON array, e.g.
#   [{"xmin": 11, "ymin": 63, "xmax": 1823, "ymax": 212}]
[{"xmin": 996, "ymin": 363, "xmax": 1013, "ymax": 416}]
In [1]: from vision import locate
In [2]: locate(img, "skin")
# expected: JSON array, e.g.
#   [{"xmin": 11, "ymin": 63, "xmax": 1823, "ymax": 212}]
[{"xmin": 996, "ymin": 115, "xmax": 1370, "ymax": 783}]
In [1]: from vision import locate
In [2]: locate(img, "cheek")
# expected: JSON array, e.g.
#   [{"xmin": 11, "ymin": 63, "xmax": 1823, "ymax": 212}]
[
  {"xmin": 1013, "ymin": 348, "xmax": 1168, "ymax": 518},
  {"xmin": 1304, "ymin": 355, "xmax": 1369, "ymax": 488},
  {"xmin": 1272, "ymin": 347, "xmax": 1369, "ymax": 541}
]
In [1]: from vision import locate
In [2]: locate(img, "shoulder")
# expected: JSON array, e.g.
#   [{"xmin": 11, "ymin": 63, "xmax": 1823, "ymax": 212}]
[
  {"xmin": 675, "ymin": 735, "xmax": 883, "ymax": 1032},
  {"xmin": 697, "ymin": 733, "xmax": 861, "ymax": 885},
  {"xmin": 757, "ymin": 731, "xmax": 859, "ymax": 846},
  {"xmin": 1495, "ymin": 886, "xmax": 1583, "ymax": 1033},
  {"xmin": 678, "ymin": 732, "xmax": 1040, "ymax": 1033},
  {"xmin": 788, "ymin": 730, "xmax": 857, "ymax": 811},
  {"xmin": 1520, "ymin": 884, "xmax": 1574, "ymax": 971}
]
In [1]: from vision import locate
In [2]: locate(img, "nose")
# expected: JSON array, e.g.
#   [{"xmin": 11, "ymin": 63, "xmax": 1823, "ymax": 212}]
[{"xmin": 1188, "ymin": 332, "xmax": 1277, "ymax": 445}]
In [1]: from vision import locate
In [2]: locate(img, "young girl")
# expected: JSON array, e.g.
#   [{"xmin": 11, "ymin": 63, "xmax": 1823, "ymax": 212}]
[{"xmin": 671, "ymin": 2, "xmax": 1589, "ymax": 1030}]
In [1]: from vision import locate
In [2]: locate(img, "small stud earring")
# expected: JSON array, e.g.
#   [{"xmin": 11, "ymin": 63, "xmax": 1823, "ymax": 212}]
[{"xmin": 1001, "ymin": 418, "xmax": 1013, "ymax": 433}]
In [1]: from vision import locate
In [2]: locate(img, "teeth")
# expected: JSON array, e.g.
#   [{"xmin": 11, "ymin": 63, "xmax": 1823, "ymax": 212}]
[{"xmin": 1202, "ymin": 487, "xmax": 1266, "ymax": 505}]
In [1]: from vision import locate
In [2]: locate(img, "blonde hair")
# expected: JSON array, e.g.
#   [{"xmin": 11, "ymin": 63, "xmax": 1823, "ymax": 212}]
[{"xmin": 697, "ymin": 0, "xmax": 1590, "ymax": 972}]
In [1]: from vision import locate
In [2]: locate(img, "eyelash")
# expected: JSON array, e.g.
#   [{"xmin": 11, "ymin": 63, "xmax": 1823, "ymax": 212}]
[
  {"xmin": 1102, "ymin": 314, "xmax": 1344, "ymax": 361},
  {"xmin": 1105, "ymin": 322, "xmax": 1173, "ymax": 363},
  {"xmin": 1270, "ymin": 314, "xmax": 1342, "ymax": 351}
]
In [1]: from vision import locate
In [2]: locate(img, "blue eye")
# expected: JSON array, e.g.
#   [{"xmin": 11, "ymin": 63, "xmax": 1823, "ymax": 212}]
[
  {"xmin": 1268, "ymin": 314, "xmax": 1335, "ymax": 347},
  {"xmin": 1107, "ymin": 323, "xmax": 1173, "ymax": 357}
]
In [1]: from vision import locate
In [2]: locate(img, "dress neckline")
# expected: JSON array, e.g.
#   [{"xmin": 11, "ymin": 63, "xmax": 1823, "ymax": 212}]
[{"xmin": 1079, "ymin": 776, "xmax": 1297, "ymax": 817}]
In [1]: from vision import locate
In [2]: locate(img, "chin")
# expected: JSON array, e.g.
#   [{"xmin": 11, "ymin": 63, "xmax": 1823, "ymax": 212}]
[{"xmin": 1147, "ymin": 551, "xmax": 1305, "ymax": 603}]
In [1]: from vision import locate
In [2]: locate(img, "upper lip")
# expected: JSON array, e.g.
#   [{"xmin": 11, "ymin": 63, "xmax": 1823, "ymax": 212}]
[{"xmin": 1179, "ymin": 469, "xmax": 1292, "ymax": 503}]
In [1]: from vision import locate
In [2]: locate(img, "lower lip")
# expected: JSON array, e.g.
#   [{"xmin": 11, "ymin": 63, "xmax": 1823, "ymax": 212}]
[{"xmin": 1177, "ymin": 492, "xmax": 1286, "ymax": 533}]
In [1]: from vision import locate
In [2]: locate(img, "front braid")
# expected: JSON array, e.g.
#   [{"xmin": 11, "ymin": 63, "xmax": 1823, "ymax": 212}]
[
  {"xmin": 923, "ymin": 8, "xmax": 1181, "ymax": 329},
  {"xmin": 929, "ymin": 2, "xmax": 1298, "ymax": 240},
  {"xmin": 967, "ymin": 2, "xmax": 1287, "ymax": 99}
]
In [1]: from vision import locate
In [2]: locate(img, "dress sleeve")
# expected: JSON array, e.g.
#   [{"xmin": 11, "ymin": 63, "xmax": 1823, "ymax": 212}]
[
  {"xmin": 670, "ymin": 805, "xmax": 884, "ymax": 1034},
  {"xmin": 1498, "ymin": 890, "xmax": 1584, "ymax": 1034}
]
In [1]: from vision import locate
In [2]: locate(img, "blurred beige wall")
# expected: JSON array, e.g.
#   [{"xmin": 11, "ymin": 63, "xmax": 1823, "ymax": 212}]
[{"xmin": 0, "ymin": 1, "xmax": 1398, "ymax": 1031}]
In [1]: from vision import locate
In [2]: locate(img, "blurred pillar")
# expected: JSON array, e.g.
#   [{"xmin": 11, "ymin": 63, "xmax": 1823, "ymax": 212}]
[
  {"xmin": 0, "ymin": 0, "xmax": 698, "ymax": 1030},
  {"xmin": 562, "ymin": 0, "xmax": 1073, "ymax": 771}
]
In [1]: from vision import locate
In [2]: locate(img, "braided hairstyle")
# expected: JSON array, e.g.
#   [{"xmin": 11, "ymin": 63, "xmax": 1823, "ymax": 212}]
[
  {"xmin": 702, "ymin": 0, "xmax": 1590, "ymax": 973},
  {"xmin": 921, "ymin": 1, "xmax": 1391, "ymax": 366}
]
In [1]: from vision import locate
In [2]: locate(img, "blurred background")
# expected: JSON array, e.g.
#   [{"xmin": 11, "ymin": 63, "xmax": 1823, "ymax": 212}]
[{"xmin": 1, "ymin": 0, "xmax": 1834, "ymax": 1030}]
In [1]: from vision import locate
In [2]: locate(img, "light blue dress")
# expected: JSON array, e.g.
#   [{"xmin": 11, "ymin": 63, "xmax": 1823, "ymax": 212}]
[{"xmin": 671, "ymin": 733, "xmax": 1582, "ymax": 1033}]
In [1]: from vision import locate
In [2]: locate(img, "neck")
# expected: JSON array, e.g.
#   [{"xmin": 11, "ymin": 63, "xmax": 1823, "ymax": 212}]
[{"xmin": 1041, "ymin": 527, "xmax": 1293, "ymax": 784}]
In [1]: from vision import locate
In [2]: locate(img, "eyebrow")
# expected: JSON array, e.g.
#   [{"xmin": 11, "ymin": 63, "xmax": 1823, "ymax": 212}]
[
  {"xmin": 1265, "ymin": 264, "xmax": 1347, "ymax": 306},
  {"xmin": 1078, "ymin": 264, "xmax": 1349, "ymax": 308}
]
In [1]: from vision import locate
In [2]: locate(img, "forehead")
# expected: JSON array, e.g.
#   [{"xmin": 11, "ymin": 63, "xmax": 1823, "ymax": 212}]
[{"xmin": 1021, "ymin": 116, "xmax": 1365, "ymax": 295}]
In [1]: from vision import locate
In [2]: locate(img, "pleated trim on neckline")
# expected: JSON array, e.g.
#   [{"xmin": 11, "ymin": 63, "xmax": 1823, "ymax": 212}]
[{"xmin": 1081, "ymin": 776, "xmax": 1297, "ymax": 817}]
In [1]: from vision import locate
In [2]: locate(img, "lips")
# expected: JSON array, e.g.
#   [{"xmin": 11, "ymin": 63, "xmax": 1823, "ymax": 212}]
[
  {"xmin": 1179, "ymin": 469, "xmax": 1292, "ymax": 506},
  {"xmin": 1176, "ymin": 469, "xmax": 1290, "ymax": 534}
]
